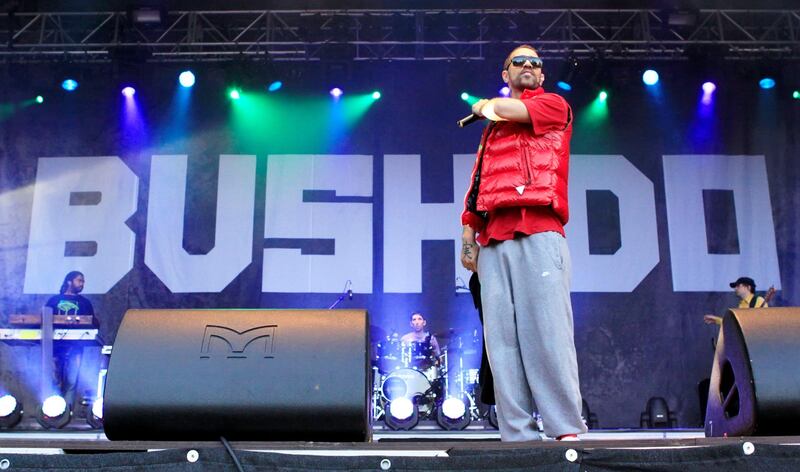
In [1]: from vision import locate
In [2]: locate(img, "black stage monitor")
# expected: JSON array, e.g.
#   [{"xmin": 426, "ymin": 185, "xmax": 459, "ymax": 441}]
[
  {"xmin": 103, "ymin": 309, "xmax": 370, "ymax": 441},
  {"xmin": 705, "ymin": 307, "xmax": 800, "ymax": 437}
]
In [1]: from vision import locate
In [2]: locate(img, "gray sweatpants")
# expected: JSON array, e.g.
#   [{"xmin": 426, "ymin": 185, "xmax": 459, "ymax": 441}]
[{"xmin": 478, "ymin": 231, "xmax": 587, "ymax": 441}]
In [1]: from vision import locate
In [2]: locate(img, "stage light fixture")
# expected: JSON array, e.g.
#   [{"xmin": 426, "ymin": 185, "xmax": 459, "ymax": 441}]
[
  {"xmin": 61, "ymin": 79, "xmax": 78, "ymax": 92},
  {"xmin": 0, "ymin": 394, "xmax": 22, "ymax": 429},
  {"xmin": 701, "ymin": 82, "xmax": 717, "ymax": 105},
  {"xmin": 598, "ymin": 90, "xmax": 608, "ymax": 101},
  {"xmin": 371, "ymin": 91, "xmax": 381, "ymax": 100},
  {"xmin": 87, "ymin": 398, "xmax": 104, "ymax": 429},
  {"xmin": 268, "ymin": 81, "xmax": 283, "ymax": 92},
  {"xmin": 35, "ymin": 95, "xmax": 44, "ymax": 104},
  {"xmin": 178, "ymin": 71, "xmax": 195, "ymax": 88},
  {"xmin": 389, "ymin": 397, "xmax": 414, "ymax": 420},
  {"xmin": 640, "ymin": 396, "xmax": 677, "ymax": 429},
  {"xmin": 436, "ymin": 397, "xmax": 471, "ymax": 430},
  {"xmin": 793, "ymin": 90, "xmax": 799, "ymax": 100},
  {"xmin": 759, "ymin": 78, "xmax": 776, "ymax": 90},
  {"xmin": 441, "ymin": 397, "xmax": 466, "ymax": 420},
  {"xmin": 121, "ymin": 87, "xmax": 136, "ymax": 97},
  {"xmin": 37, "ymin": 394, "xmax": 71, "ymax": 429},
  {"xmin": 229, "ymin": 89, "xmax": 241, "ymax": 100},
  {"xmin": 330, "ymin": 87, "xmax": 343, "ymax": 98},
  {"xmin": 642, "ymin": 70, "xmax": 659, "ymax": 86},
  {"xmin": 460, "ymin": 92, "xmax": 469, "ymax": 101},
  {"xmin": 556, "ymin": 56, "xmax": 578, "ymax": 91},
  {"xmin": 42, "ymin": 395, "xmax": 66, "ymax": 417},
  {"xmin": 384, "ymin": 397, "xmax": 419, "ymax": 431},
  {"xmin": 129, "ymin": 7, "xmax": 164, "ymax": 25},
  {"xmin": 499, "ymin": 86, "xmax": 510, "ymax": 97}
]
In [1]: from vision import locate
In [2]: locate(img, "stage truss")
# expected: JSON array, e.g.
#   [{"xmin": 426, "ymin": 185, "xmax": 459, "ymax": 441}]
[{"xmin": 1, "ymin": 8, "xmax": 799, "ymax": 62}]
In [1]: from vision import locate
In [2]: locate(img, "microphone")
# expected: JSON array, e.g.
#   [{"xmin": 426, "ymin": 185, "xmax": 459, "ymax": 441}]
[
  {"xmin": 347, "ymin": 289, "xmax": 353, "ymax": 300},
  {"xmin": 457, "ymin": 113, "xmax": 483, "ymax": 128}
]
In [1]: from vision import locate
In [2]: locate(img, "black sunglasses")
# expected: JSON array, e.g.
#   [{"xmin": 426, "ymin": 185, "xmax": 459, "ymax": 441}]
[{"xmin": 507, "ymin": 55, "xmax": 543, "ymax": 69}]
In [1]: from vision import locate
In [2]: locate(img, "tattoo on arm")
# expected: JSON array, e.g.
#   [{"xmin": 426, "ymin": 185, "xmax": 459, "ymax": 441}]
[{"xmin": 462, "ymin": 243, "xmax": 474, "ymax": 257}]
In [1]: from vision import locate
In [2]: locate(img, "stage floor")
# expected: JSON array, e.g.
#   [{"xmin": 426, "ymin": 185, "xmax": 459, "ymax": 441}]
[
  {"xmin": 4, "ymin": 429, "xmax": 800, "ymax": 472},
  {"xmin": 4, "ymin": 428, "xmax": 798, "ymax": 456}
]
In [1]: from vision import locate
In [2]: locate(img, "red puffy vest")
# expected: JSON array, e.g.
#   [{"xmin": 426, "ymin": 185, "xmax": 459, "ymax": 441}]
[{"xmin": 461, "ymin": 88, "xmax": 572, "ymax": 231}]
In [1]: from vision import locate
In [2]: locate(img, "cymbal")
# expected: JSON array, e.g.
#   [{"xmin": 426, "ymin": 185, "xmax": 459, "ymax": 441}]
[{"xmin": 436, "ymin": 328, "xmax": 478, "ymax": 339}]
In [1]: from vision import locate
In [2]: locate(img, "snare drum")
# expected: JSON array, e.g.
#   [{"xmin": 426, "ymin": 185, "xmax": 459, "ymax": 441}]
[{"xmin": 381, "ymin": 368, "xmax": 432, "ymax": 401}]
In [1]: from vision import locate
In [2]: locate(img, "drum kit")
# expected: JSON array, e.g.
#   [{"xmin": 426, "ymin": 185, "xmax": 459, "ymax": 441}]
[{"xmin": 372, "ymin": 329, "xmax": 483, "ymax": 424}]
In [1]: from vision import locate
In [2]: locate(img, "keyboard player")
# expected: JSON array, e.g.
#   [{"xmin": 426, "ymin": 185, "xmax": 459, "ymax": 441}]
[{"xmin": 44, "ymin": 271, "xmax": 95, "ymax": 409}]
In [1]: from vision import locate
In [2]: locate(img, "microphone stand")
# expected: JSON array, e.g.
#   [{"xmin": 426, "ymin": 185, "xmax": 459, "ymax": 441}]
[
  {"xmin": 328, "ymin": 280, "xmax": 353, "ymax": 309},
  {"xmin": 455, "ymin": 276, "xmax": 470, "ymax": 295}
]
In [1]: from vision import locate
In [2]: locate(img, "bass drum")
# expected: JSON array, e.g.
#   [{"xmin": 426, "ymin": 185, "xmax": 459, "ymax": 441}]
[{"xmin": 381, "ymin": 368, "xmax": 432, "ymax": 401}]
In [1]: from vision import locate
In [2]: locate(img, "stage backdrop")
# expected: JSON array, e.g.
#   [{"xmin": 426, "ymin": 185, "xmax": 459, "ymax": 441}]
[{"xmin": 0, "ymin": 58, "xmax": 798, "ymax": 428}]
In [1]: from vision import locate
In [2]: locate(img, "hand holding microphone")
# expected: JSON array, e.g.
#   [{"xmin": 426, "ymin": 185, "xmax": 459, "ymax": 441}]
[{"xmin": 457, "ymin": 98, "xmax": 503, "ymax": 128}]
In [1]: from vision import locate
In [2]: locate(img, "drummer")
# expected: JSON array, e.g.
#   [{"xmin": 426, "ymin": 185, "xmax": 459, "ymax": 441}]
[{"xmin": 400, "ymin": 312, "xmax": 442, "ymax": 358}]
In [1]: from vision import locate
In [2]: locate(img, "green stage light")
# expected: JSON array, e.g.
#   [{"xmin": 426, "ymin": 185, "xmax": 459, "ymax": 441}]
[
  {"xmin": 793, "ymin": 90, "xmax": 800, "ymax": 100},
  {"xmin": 371, "ymin": 91, "xmax": 381, "ymax": 100},
  {"xmin": 460, "ymin": 92, "xmax": 469, "ymax": 101},
  {"xmin": 229, "ymin": 89, "xmax": 241, "ymax": 100},
  {"xmin": 598, "ymin": 90, "xmax": 608, "ymax": 101},
  {"xmin": 35, "ymin": 95, "xmax": 44, "ymax": 104}
]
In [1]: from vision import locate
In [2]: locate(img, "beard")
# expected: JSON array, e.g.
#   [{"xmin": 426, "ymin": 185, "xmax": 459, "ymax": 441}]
[{"xmin": 512, "ymin": 71, "xmax": 541, "ymax": 90}]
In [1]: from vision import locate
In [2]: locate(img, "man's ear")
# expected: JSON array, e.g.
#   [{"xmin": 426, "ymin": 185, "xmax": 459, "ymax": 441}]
[
  {"xmin": 502, "ymin": 69, "xmax": 510, "ymax": 84},
  {"xmin": 540, "ymin": 73, "xmax": 546, "ymax": 87}
]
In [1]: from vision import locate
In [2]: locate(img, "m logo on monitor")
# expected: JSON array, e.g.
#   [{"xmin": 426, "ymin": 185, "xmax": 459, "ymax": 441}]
[{"xmin": 200, "ymin": 325, "xmax": 277, "ymax": 359}]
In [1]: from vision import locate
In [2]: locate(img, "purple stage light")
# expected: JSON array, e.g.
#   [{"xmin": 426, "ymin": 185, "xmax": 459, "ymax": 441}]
[
  {"xmin": 330, "ymin": 87, "xmax": 343, "ymax": 98},
  {"xmin": 499, "ymin": 86, "xmax": 510, "ymax": 97},
  {"xmin": 121, "ymin": 87, "xmax": 136, "ymax": 97},
  {"xmin": 702, "ymin": 82, "xmax": 716, "ymax": 94}
]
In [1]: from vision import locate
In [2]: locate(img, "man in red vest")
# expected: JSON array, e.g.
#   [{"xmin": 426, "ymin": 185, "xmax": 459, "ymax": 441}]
[{"xmin": 460, "ymin": 44, "xmax": 586, "ymax": 441}]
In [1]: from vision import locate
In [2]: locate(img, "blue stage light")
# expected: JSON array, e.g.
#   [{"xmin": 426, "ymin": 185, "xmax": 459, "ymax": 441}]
[
  {"xmin": 330, "ymin": 87, "xmax": 343, "ymax": 98},
  {"xmin": 499, "ymin": 86, "xmax": 511, "ymax": 96},
  {"xmin": 178, "ymin": 71, "xmax": 195, "ymax": 88},
  {"xmin": 61, "ymin": 79, "xmax": 78, "ymax": 92},
  {"xmin": 642, "ymin": 70, "xmax": 659, "ymax": 86},
  {"xmin": 702, "ymin": 82, "xmax": 717, "ymax": 94},
  {"xmin": 268, "ymin": 81, "xmax": 283, "ymax": 92},
  {"xmin": 557, "ymin": 81, "xmax": 572, "ymax": 91},
  {"xmin": 759, "ymin": 78, "xmax": 776, "ymax": 89},
  {"xmin": 121, "ymin": 86, "xmax": 136, "ymax": 97}
]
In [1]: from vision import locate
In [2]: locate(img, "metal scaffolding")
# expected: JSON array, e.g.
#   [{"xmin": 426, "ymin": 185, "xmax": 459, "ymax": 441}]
[{"xmin": 1, "ymin": 8, "xmax": 799, "ymax": 62}]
